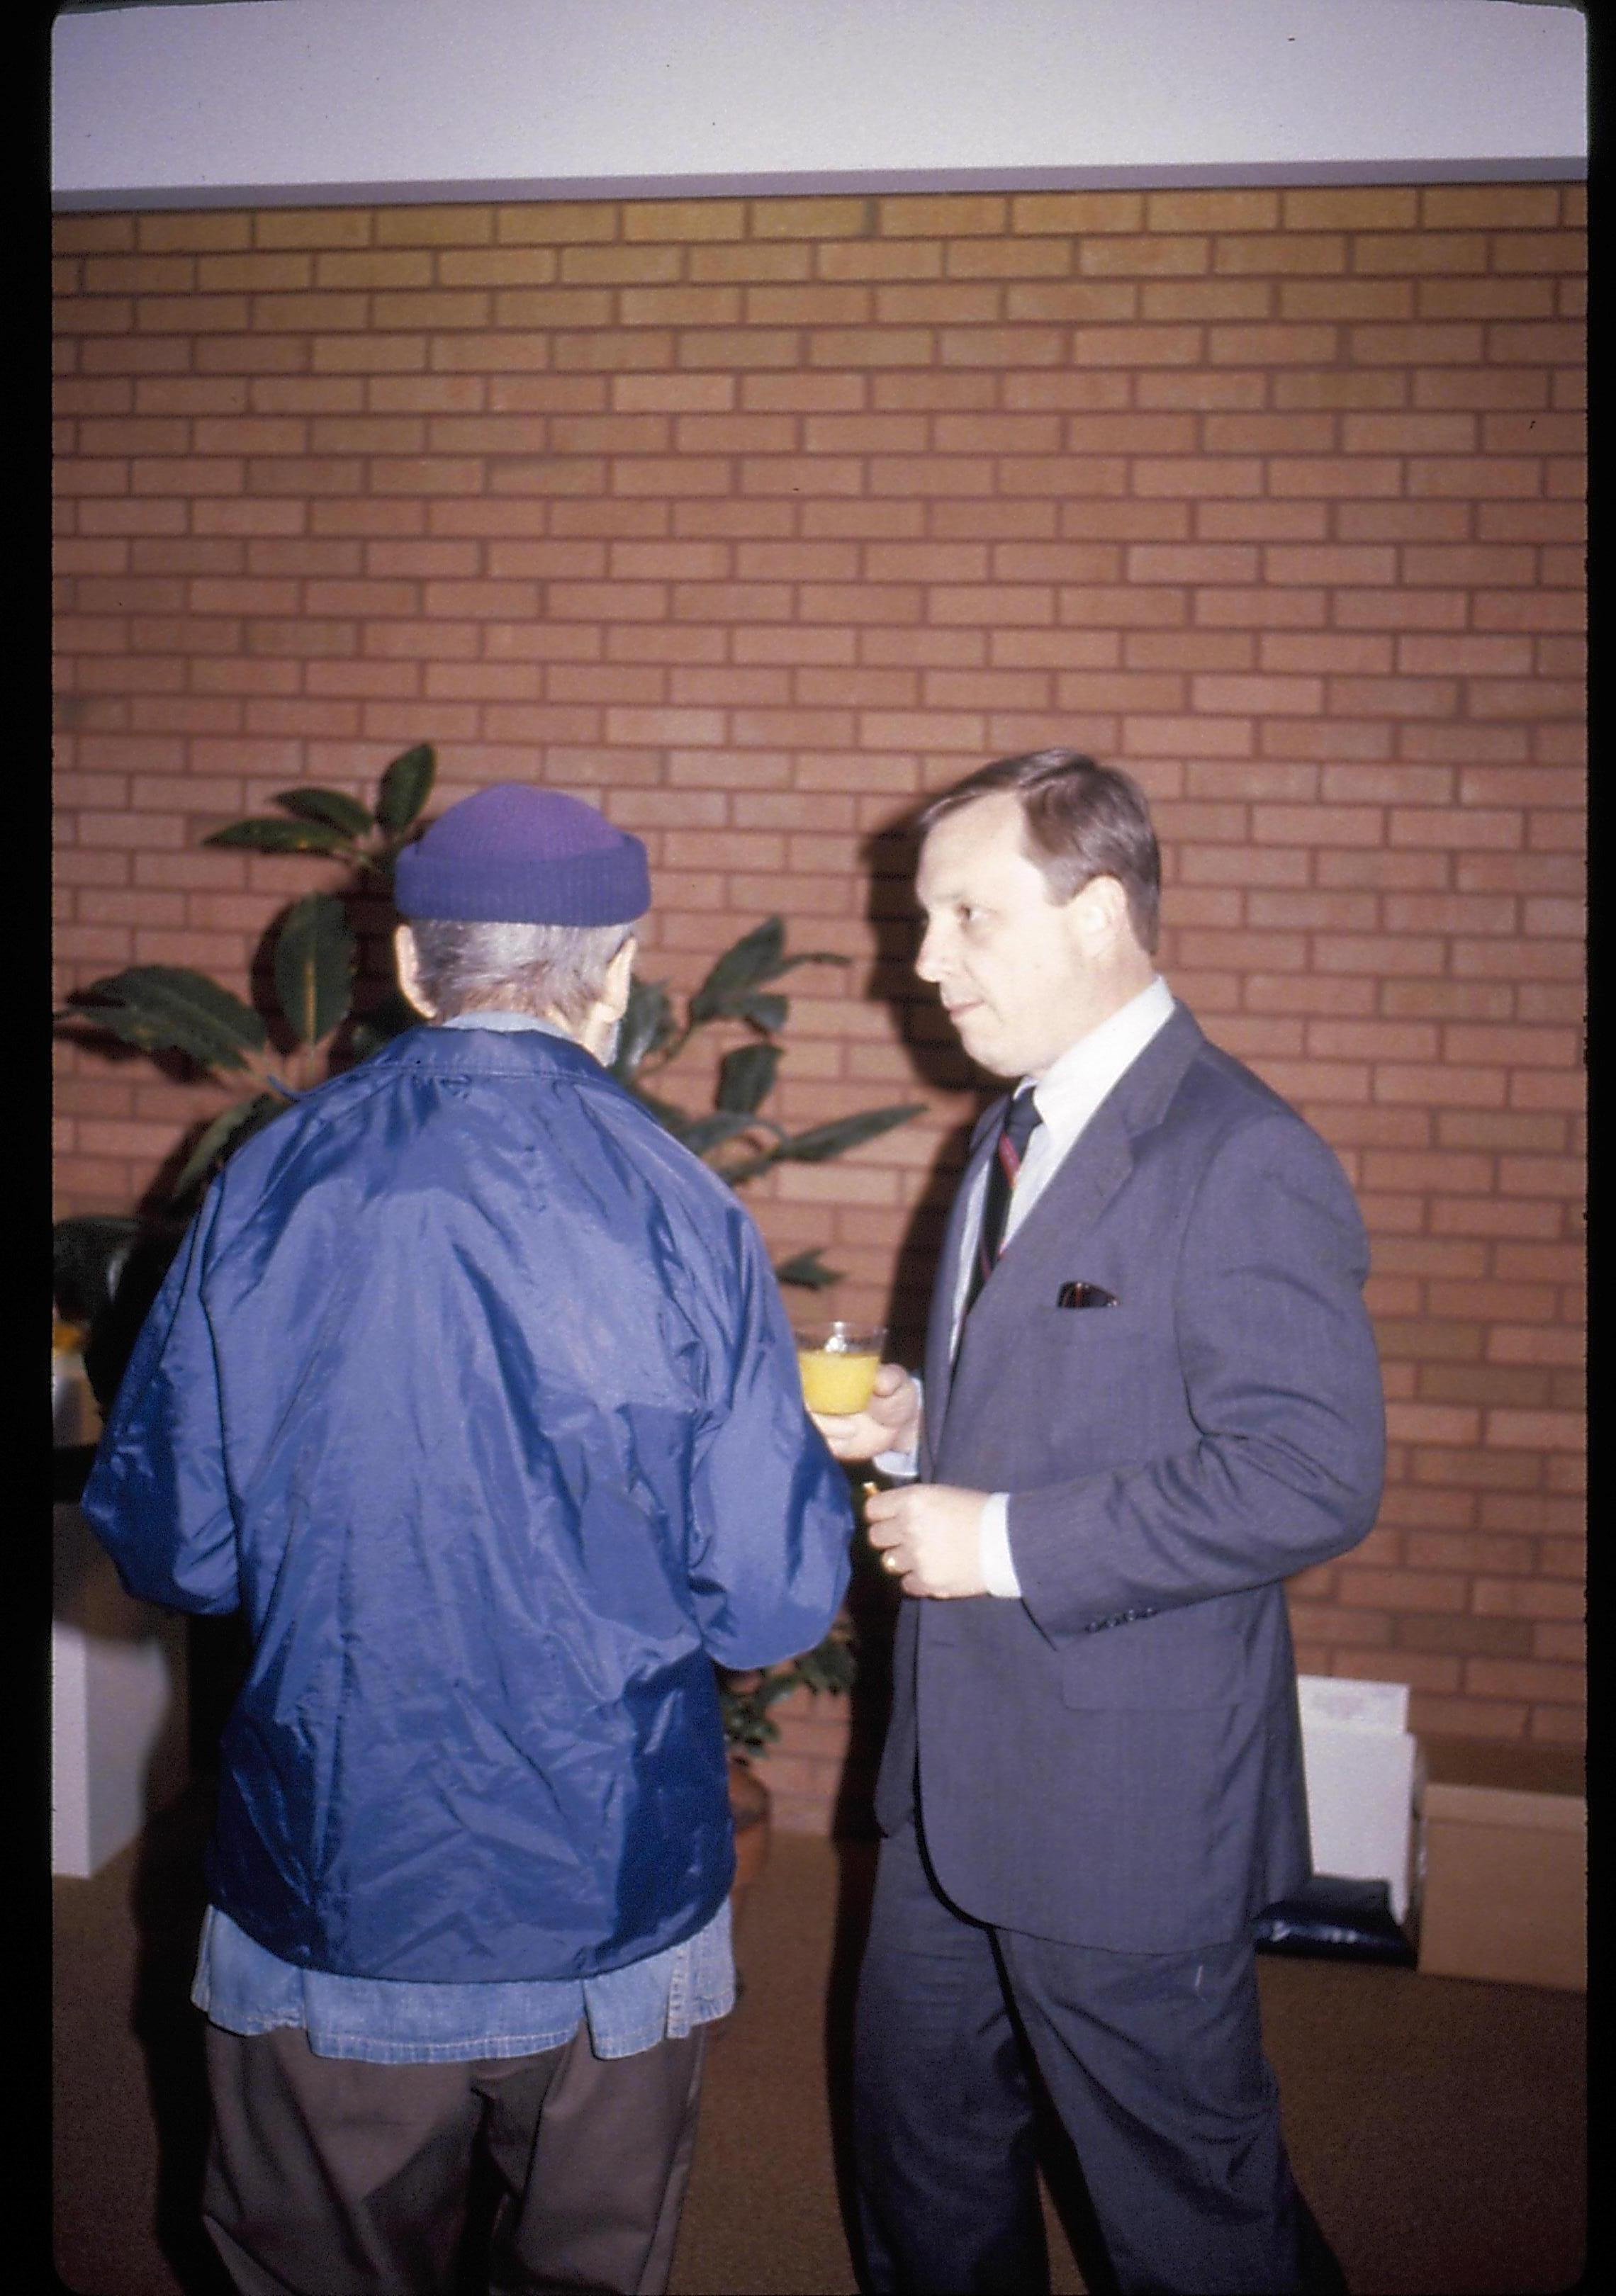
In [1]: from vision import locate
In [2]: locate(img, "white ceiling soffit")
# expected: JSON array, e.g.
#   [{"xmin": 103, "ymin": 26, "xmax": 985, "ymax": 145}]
[{"xmin": 51, "ymin": 0, "xmax": 1587, "ymax": 213}]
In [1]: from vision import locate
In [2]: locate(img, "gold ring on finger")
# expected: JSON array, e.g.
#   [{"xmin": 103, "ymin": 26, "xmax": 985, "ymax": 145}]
[{"xmin": 882, "ymin": 1550, "xmax": 904, "ymax": 1576}]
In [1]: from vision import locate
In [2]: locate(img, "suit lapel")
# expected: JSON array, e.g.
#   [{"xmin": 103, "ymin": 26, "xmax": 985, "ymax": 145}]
[{"xmin": 931, "ymin": 1005, "xmax": 1206, "ymax": 1440}]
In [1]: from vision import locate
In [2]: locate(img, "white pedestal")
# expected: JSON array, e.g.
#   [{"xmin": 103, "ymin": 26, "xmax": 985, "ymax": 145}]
[{"xmin": 52, "ymin": 1501, "xmax": 190, "ymax": 1877}]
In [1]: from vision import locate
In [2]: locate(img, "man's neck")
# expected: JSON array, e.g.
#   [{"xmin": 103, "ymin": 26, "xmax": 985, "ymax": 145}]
[
  {"xmin": 437, "ymin": 1008, "xmax": 576, "ymax": 1041},
  {"xmin": 1027, "ymin": 968, "xmax": 1162, "ymax": 1082}
]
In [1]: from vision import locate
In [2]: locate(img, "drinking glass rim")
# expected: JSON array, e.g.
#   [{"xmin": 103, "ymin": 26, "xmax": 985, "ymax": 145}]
[{"xmin": 795, "ymin": 1319, "xmax": 887, "ymax": 1354}]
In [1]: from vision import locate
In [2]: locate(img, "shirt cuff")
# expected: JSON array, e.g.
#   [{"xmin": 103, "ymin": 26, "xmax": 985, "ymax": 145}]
[{"xmin": 978, "ymin": 1492, "xmax": 1021, "ymax": 1598}]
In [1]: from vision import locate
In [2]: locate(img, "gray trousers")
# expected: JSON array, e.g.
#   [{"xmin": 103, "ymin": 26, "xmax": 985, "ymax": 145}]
[
  {"xmin": 201, "ymin": 2018, "xmax": 706, "ymax": 2296},
  {"xmin": 853, "ymin": 1821, "xmax": 1345, "ymax": 2296}
]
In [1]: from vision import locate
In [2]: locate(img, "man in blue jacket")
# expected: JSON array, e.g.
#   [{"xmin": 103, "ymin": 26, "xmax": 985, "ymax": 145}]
[{"xmin": 84, "ymin": 782, "xmax": 853, "ymax": 2296}]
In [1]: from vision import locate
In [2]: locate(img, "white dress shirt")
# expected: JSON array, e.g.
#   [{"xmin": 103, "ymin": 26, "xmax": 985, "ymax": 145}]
[{"xmin": 877, "ymin": 975, "xmax": 1176, "ymax": 1597}]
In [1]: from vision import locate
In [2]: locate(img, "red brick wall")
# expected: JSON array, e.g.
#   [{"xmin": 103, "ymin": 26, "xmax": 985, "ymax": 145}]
[{"xmin": 53, "ymin": 184, "xmax": 1586, "ymax": 1824}]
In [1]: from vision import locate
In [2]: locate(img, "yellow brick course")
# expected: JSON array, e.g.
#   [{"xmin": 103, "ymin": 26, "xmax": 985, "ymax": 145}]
[
  {"xmin": 374, "ymin": 206, "xmax": 498, "ymax": 247},
  {"xmin": 54, "ymin": 215, "xmax": 138, "ymax": 254},
  {"xmin": 749, "ymin": 196, "xmax": 870, "ymax": 240},
  {"xmin": 201, "ymin": 256, "xmax": 320, "ymax": 292},
  {"xmin": 137, "ymin": 211, "xmax": 252, "ymax": 252},
  {"xmin": 1282, "ymin": 188, "xmax": 1421, "ymax": 231},
  {"xmin": 877, "ymin": 194, "xmax": 1008, "ymax": 237},
  {"xmin": 1423, "ymin": 184, "xmax": 1564, "ymax": 229},
  {"xmin": 313, "ymin": 252, "xmax": 435, "ymax": 290},
  {"xmin": 256, "ymin": 210, "xmax": 376, "ymax": 249},
  {"xmin": 1147, "ymin": 190, "xmax": 1281, "ymax": 232},
  {"xmin": 494, "ymin": 204, "xmax": 615, "ymax": 244},
  {"xmin": 623, "ymin": 199, "xmax": 747, "ymax": 241},
  {"xmin": 83, "ymin": 257, "xmax": 197, "ymax": 294},
  {"xmin": 1010, "ymin": 192, "xmax": 1144, "ymax": 235}
]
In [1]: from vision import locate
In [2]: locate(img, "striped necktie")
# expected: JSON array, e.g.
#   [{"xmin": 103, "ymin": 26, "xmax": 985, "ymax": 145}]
[{"xmin": 962, "ymin": 1086, "xmax": 1043, "ymax": 1320}]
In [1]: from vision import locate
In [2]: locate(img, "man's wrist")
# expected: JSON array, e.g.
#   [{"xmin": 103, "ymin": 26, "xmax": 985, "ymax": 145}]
[{"xmin": 872, "ymin": 1373, "xmax": 924, "ymax": 1475}]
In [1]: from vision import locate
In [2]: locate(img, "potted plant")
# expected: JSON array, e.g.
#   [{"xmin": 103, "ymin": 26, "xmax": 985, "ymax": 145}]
[{"xmin": 716, "ymin": 1613, "xmax": 861, "ymax": 1915}]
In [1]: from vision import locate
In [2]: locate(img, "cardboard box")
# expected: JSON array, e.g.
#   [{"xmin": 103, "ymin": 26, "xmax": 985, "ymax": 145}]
[{"xmin": 1415, "ymin": 1737, "xmax": 1586, "ymax": 1992}]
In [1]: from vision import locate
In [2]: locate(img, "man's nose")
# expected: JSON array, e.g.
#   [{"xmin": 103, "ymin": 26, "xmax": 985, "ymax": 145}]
[{"xmin": 914, "ymin": 919, "xmax": 945, "ymax": 981}]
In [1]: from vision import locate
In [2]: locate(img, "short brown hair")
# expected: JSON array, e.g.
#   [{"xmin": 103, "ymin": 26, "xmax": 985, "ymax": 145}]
[{"xmin": 919, "ymin": 749, "xmax": 1161, "ymax": 953}]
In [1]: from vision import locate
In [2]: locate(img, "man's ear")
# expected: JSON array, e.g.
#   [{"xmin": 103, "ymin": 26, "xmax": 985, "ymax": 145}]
[
  {"xmin": 602, "ymin": 933, "xmax": 637, "ymax": 1020},
  {"xmin": 393, "ymin": 924, "xmax": 437, "ymax": 1019},
  {"xmin": 1069, "ymin": 874, "xmax": 1130, "ymax": 949}
]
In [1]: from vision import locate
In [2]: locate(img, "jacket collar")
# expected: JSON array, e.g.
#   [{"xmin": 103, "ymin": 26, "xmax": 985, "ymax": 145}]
[
  {"xmin": 382, "ymin": 1022, "xmax": 610, "ymax": 1084},
  {"xmin": 923, "ymin": 1001, "xmax": 1205, "ymax": 1447}
]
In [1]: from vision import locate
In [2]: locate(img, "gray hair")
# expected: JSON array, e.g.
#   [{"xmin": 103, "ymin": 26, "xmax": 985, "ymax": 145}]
[{"xmin": 406, "ymin": 917, "xmax": 636, "ymax": 1025}]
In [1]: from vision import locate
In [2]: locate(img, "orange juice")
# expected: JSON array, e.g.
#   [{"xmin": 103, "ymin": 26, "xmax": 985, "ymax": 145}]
[{"xmin": 797, "ymin": 1348, "xmax": 881, "ymax": 1414}]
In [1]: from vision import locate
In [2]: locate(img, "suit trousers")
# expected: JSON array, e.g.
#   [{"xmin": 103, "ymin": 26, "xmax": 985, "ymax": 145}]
[
  {"xmin": 853, "ymin": 1821, "xmax": 1344, "ymax": 2296},
  {"xmin": 201, "ymin": 2018, "xmax": 706, "ymax": 2296}
]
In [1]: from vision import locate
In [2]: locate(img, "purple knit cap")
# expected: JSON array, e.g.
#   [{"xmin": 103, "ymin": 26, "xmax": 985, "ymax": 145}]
[{"xmin": 394, "ymin": 784, "xmax": 650, "ymax": 925}]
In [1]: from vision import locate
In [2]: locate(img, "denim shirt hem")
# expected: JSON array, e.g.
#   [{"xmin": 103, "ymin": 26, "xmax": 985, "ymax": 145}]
[{"xmin": 193, "ymin": 1900, "xmax": 735, "ymax": 2065}]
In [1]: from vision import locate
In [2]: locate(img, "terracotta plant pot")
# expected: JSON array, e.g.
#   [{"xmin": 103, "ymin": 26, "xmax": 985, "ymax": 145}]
[{"xmin": 727, "ymin": 1755, "xmax": 771, "ymax": 1942}]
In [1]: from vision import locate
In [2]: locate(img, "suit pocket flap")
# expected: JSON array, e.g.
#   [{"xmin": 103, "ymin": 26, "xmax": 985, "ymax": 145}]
[{"xmin": 1060, "ymin": 1606, "xmax": 1247, "ymax": 1711}]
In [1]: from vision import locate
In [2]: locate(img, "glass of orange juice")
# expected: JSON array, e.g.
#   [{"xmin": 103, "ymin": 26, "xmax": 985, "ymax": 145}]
[{"xmin": 796, "ymin": 1320, "xmax": 887, "ymax": 1415}]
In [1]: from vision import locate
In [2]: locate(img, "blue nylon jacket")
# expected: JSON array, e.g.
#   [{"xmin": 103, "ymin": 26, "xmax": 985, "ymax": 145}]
[{"xmin": 83, "ymin": 1024, "xmax": 853, "ymax": 1983}]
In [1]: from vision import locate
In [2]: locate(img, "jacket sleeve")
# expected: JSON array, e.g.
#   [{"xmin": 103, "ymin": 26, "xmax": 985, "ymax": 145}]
[
  {"xmin": 1008, "ymin": 1113, "xmax": 1386, "ymax": 1643},
  {"xmin": 79, "ymin": 1188, "xmax": 241, "ymax": 1616},
  {"xmin": 683, "ymin": 1210, "xmax": 853, "ymax": 1669}
]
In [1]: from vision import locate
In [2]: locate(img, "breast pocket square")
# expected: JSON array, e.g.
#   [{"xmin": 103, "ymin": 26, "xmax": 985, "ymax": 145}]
[{"xmin": 1055, "ymin": 1281, "xmax": 1119, "ymax": 1310}]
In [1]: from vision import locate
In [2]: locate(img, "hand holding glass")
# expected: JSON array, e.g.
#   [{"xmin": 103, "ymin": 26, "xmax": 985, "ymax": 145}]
[{"xmin": 796, "ymin": 1320, "xmax": 887, "ymax": 1415}]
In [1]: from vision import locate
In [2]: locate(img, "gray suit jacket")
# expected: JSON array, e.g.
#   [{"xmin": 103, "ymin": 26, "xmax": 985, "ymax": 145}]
[{"xmin": 875, "ymin": 1002, "xmax": 1386, "ymax": 1954}]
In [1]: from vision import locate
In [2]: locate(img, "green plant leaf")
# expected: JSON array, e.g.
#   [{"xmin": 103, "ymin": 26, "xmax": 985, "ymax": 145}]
[
  {"xmin": 627, "ymin": 1085, "xmax": 695, "ymax": 1139},
  {"xmin": 720, "ymin": 1106, "xmax": 922, "ymax": 1184},
  {"xmin": 275, "ymin": 787, "xmax": 374, "ymax": 839},
  {"xmin": 764, "ymin": 949, "xmax": 849, "ymax": 986},
  {"xmin": 203, "ymin": 818, "xmax": 355, "ymax": 857},
  {"xmin": 612, "ymin": 979, "xmax": 676, "ymax": 1082},
  {"xmin": 168, "ymin": 1091, "xmax": 288, "ymax": 1207},
  {"xmin": 680, "ymin": 1112, "xmax": 761, "ymax": 1159},
  {"xmin": 724, "ymin": 1101, "xmax": 926, "ymax": 1184},
  {"xmin": 773, "ymin": 1248, "xmax": 841, "ymax": 1291},
  {"xmin": 736, "ymin": 991, "xmax": 788, "ymax": 1034},
  {"xmin": 718, "ymin": 1629, "xmax": 855, "ymax": 1752},
  {"xmin": 719, "ymin": 1696, "xmax": 782, "ymax": 1755},
  {"xmin": 374, "ymin": 743, "xmax": 437, "ymax": 834},
  {"xmin": 272, "ymin": 892, "xmax": 356, "ymax": 1049},
  {"xmin": 794, "ymin": 1631, "xmax": 858, "ymax": 1695},
  {"xmin": 62, "ymin": 967, "xmax": 266, "ymax": 1071},
  {"xmin": 688, "ymin": 918, "xmax": 787, "ymax": 1024},
  {"xmin": 716, "ymin": 1041, "xmax": 780, "ymax": 1115},
  {"xmin": 347, "ymin": 988, "xmax": 421, "ymax": 1061},
  {"xmin": 774, "ymin": 1103, "xmax": 927, "ymax": 1164},
  {"xmin": 53, "ymin": 1215, "xmax": 143, "ymax": 1327}
]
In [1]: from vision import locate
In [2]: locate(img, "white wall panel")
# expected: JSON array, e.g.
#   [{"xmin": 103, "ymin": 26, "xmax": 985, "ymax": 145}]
[{"xmin": 52, "ymin": 0, "xmax": 1586, "ymax": 210}]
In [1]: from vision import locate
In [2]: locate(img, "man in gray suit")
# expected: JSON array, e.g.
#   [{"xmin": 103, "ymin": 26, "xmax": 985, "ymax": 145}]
[{"xmin": 816, "ymin": 751, "xmax": 1384, "ymax": 2295}]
